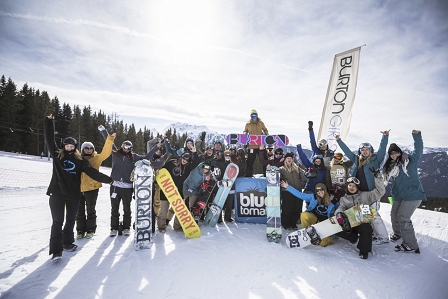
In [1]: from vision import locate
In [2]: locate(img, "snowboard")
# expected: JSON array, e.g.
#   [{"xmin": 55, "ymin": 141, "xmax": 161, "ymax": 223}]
[
  {"xmin": 203, "ymin": 163, "xmax": 239, "ymax": 227},
  {"xmin": 265, "ymin": 166, "xmax": 281, "ymax": 243},
  {"xmin": 156, "ymin": 168, "xmax": 201, "ymax": 238},
  {"xmin": 133, "ymin": 159, "xmax": 154, "ymax": 250},
  {"xmin": 191, "ymin": 179, "xmax": 217, "ymax": 223},
  {"xmin": 226, "ymin": 134, "xmax": 289, "ymax": 147},
  {"xmin": 286, "ymin": 204, "xmax": 377, "ymax": 249}
]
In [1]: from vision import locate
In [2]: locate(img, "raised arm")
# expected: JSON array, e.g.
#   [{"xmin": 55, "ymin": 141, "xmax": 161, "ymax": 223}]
[
  {"xmin": 411, "ymin": 130, "xmax": 423, "ymax": 160},
  {"xmin": 97, "ymin": 133, "xmax": 116, "ymax": 162},
  {"xmin": 44, "ymin": 115, "xmax": 57, "ymax": 158},
  {"xmin": 335, "ymin": 137, "xmax": 356, "ymax": 162},
  {"xmin": 296, "ymin": 144, "xmax": 312, "ymax": 168}
]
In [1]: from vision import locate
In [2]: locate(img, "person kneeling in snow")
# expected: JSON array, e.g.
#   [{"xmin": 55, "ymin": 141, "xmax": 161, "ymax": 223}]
[
  {"xmin": 334, "ymin": 168, "xmax": 385, "ymax": 259},
  {"xmin": 280, "ymin": 181, "xmax": 338, "ymax": 247}
]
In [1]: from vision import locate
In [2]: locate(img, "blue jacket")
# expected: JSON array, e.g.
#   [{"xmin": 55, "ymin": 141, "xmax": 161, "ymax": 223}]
[
  {"xmin": 183, "ymin": 162, "xmax": 206, "ymax": 196},
  {"xmin": 309, "ymin": 129, "xmax": 334, "ymax": 166},
  {"xmin": 336, "ymin": 135, "xmax": 388, "ymax": 191},
  {"xmin": 297, "ymin": 144, "xmax": 327, "ymax": 192},
  {"xmin": 285, "ymin": 185, "xmax": 337, "ymax": 219},
  {"xmin": 389, "ymin": 133, "xmax": 427, "ymax": 202}
]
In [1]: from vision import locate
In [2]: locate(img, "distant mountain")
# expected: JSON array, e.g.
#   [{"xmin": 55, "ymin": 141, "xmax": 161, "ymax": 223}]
[{"xmin": 161, "ymin": 122, "xmax": 226, "ymax": 147}]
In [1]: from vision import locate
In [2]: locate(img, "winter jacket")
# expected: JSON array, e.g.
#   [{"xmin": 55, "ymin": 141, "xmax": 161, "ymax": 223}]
[
  {"xmin": 388, "ymin": 132, "xmax": 427, "ymax": 202},
  {"xmin": 336, "ymin": 135, "xmax": 388, "ymax": 191},
  {"xmin": 160, "ymin": 159, "xmax": 192, "ymax": 200},
  {"xmin": 297, "ymin": 144, "xmax": 328, "ymax": 192},
  {"xmin": 110, "ymin": 146, "xmax": 157, "ymax": 184},
  {"xmin": 335, "ymin": 176, "xmax": 385, "ymax": 215},
  {"xmin": 280, "ymin": 166, "xmax": 307, "ymax": 192},
  {"xmin": 243, "ymin": 117, "xmax": 268, "ymax": 149},
  {"xmin": 183, "ymin": 162, "xmax": 207, "ymax": 196},
  {"xmin": 258, "ymin": 149, "xmax": 283, "ymax": 168},
  {"xmin": 325, "ymin": 160, "xmax": 354, "ymax": 187},
  {"xmin": 44, "ymin": 118, "xmax": 112, "ymax": 200},
  {"xmin": 284, "ymin": 185, "xmax": 337, "ymax": 219},
  {"xmin": 146, "ymin": 138, "xmax": 171, "ymax": 170},
  {"xmin": 80, "ymin": 135, "xmax": 115, "ymax": 192},
  {"xmin": 309, "ymin": 129, "xmax": 334, "ymax": 167}
]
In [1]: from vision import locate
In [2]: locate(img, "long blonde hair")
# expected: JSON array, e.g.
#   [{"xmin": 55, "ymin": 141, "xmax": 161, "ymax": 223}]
[
  {"xmin": 316, "ymin": 191, "xmax": 332, "ymax": 206},
  {"xmin": 358, "ymin": 153, "xmax": 372, "ymax": 168},
  {"xmin": 283, "ymin": 160, "xmax": 299, "ymax": 173},
  {"xmin": 57, "ymin": 149, "xmax": 82, "ymax": 160}
]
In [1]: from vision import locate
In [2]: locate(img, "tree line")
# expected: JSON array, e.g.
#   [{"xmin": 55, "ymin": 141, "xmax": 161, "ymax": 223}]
[{"xmin": 0, "ymin": 75, "xmax": 189, "ymax": 166}]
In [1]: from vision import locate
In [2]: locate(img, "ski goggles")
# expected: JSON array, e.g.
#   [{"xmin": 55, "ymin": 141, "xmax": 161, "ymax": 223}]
[
  {"xmin": 359, "ymin": 143, "xmax": 372, "ymax": 150},
  {"xmin": 333, "ymin": 153, "xmax": 343, "ymax": 161},
  {"xmin": 318, "ymin": 139, "xmax": 328, "ymax": 148},
  {"xmin": 250, "ymin": 113, "xmax": 258, "ymax": 117},
  {"xmin": 202, "ymin": 164, "xmax": 211, "ymax": 171},
  {"xmin": 347, "ymin": 177, "xmax": 360, "ymax": 185},
  {"xmin": 121, "ymin": 143, "xmax": 133, "ymax": 151}
]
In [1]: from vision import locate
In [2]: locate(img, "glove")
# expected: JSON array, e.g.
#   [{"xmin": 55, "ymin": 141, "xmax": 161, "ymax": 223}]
[
  {"xmin": 308, "ymin": 121, "xmax": 313, "ymax": 131},
  {"xmin": 336, "ymin": 212, "xmax": 351, "ymax": 232},
  {"xmin": 369, "ymin": 167, "xmax": 381, "ymax": 178}
]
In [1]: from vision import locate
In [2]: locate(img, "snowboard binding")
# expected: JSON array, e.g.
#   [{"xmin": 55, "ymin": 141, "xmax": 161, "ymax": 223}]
[{"xmin": 305, "ymin": 226, "xmax": 322, "ymax": 245}]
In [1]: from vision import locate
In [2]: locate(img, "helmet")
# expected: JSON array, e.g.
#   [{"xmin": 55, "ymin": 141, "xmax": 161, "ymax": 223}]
[
  {"xmin": 358, "ymin": 143, "xmax": 374, "ymax": 154},
  {"xmin": 318, "ymin": 139, "xmax": 328, "ymax": 148},
  {"xmin": 63, "ymin": 137, "xmax": 77, "ymax": 146}
]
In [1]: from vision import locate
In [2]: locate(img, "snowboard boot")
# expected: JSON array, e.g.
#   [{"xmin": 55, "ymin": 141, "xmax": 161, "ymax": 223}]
[
  {"xmin": 85, "ymin": 231, "xmax": 94, "ymax": 239},
  {"xmin": 110, "ymin": 229, "xmax": 118, "ymax": 237},
  {"xmin": 305, "ymin": 226, "xmax": 322, "ymax": 245},
  {"xmin": 76, "ymin": 232, "xmax": 85, "ymax": 239},
  {"xmin": 394, "ymin": 244, "xmax": 420, "ymax": 253},
  {"xmin": 63, "ymin": 244, "xmax": 78, "ymax": 252},
  {"xmin": 359, "ymin": 251, "xmax": 368, "ymax": 259},
  {"xmin": 123, "ymin": 229, "xmax": 131, "ymax": 236},
  {"xmin": 389, "ymin": 233, "xmax": 401, "ymax": 242},
  {"xmin": 51, "ymin": 252, "xmax": 62, "ymax": 263}
]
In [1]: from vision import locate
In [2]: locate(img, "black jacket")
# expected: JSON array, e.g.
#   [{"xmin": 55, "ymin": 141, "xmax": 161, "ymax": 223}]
[{"xmin": 44, "ymin": 118, "xmax": 112, "ymax": 199}]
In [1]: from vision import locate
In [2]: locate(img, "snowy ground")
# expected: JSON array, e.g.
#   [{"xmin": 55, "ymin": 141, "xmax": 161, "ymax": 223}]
[{"xmin": 0, "ymin": 151, "xmax": 447, "ymax": 299}]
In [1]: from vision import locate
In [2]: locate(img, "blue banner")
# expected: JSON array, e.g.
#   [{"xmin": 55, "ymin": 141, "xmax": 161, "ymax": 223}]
[{"xmin": 234, "ymin": 177, "xmax": 267, "ymax": 224}]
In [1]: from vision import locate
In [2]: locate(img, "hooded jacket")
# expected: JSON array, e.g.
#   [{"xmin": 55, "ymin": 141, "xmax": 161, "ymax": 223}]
[
  {"xmin": 243, "ymin": 117, "xmax": 268, "ymax": 149},
  {"xmin": 284, "ymin": 185, "xmax": 338, "ymax": 219},
  {"xmin": 297, "ymin": 144, "xmax": 328, "ymax": 192},
  {"xmin": 80, "ymin": 135, "xmax": 115, "ymax": 192},
  {"xmin": 44, "ymin": 118, "xmax": 112, "ymax": 199}
]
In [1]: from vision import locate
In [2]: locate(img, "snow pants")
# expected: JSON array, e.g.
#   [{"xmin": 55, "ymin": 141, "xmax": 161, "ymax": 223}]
[
  {"xmin": 110, "ymin": 186, "xmax": 133, "ymax": 230},
  {"xmin": 157, "ymin": 200, "xmax": 170, "ymax": 230},
  {"xmin": 49, "ymin": 195, "xmax": 79, "ymax": 255},
  {"xmin": 245, "ymin": 148, "xmax": 259, "ymax": 177},
  {"xmin": 300, "ymin": 212, "xmax": 332, "ymax": 247},
  {"xmin": 391, "ymin": 200, "xmax": 422, "ymax": 249},
  {"xmin": 281, "ymin": 191, "xmax": 302, "ymax": 229},
  {"xmin": 370, "ymin": 201, "xmax": 389, "ymax": 239},
  {"xmin": 337, "ymin": 223, "xmax": 373, "ymax": 253},
  {"xmin": 76, "ymin": 189, "xmax": 99, "ymax": 234}
]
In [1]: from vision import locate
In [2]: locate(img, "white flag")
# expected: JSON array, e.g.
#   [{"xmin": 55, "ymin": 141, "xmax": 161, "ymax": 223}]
[{"xmin": 318, "ymin": 47, "xmax": 362, "ymax": 152}]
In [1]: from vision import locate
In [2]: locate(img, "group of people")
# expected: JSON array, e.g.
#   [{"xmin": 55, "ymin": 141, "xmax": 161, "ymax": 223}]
[{"xmin": 44, "ymin": 109, "xmax": 426, "ymax": 262}]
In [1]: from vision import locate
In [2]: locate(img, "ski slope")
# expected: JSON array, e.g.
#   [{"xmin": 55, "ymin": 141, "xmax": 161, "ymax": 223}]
[{"xmin": 0, "ymin": 152, "xmax": 447, "ymax": 299}]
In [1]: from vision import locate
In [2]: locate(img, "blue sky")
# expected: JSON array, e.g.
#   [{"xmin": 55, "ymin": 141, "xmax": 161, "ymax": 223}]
[{"xmin": 1, "ymin": 0, "xmax": 447, "ymax": 148}]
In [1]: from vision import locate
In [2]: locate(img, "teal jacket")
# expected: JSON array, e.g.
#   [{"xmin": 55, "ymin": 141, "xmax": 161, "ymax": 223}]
[
  {"xmin": 337, "ymin": 135, "xmax": 388, "ymax": 191},
  {"xmin": 389, "ymin": 132, "xmax": 427, "ymax": 202}
]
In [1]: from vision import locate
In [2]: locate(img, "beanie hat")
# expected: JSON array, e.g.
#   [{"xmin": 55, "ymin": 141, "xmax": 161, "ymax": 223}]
[
  {"xmin": 81, "ymin": 142, "xmax": 94, "ymax": 151},
  {"xmin": 315, "ymin": 183, "xmax": 327, "ymax": 193},
  {"xmin": 181, "ymin": 152, "xmax": 190, "ymax": 160},
  {"xmin": 313, "ymin": 155, "xmax": 323, "ymax": 163},
  {"xmin": 250, "ymin": 109, "xmax": 258, "ymax": 116},
  {"xmin": 63, "ymin": 137, "xmax": 77, "ymax": 146},
  {"xmin": 387, "ymin": 143, "xmax": 402, "ymax": 155},
  {"xmin": 284, "ymin": 152, "xmax": 294, "ymax": 159}
]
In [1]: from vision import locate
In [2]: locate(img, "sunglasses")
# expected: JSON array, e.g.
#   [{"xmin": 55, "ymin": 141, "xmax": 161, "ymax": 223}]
[
  {"xmin": 267, "ymin": 148, "xmax": 273, "ymax": 152},
  {"xmin": 225, "ymin": 154, "xmax": 230, "ymax": 157},
  {"xmin": 347, "ymin": 177, "xmax": 360, "ymax": 185},
  {"xmin": 316, "ymin": 188, "xmax": 325, "ymax": 192},
  {"xmin": 84, "ymin": 147, "xmax": 94, "ymax": 150}
]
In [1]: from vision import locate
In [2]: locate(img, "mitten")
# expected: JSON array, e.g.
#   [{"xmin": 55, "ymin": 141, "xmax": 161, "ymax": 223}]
[
  {"xmin": 308, "ymin": 121, "xmax": 313, "ymax": 131},
  {"xmin": 369, "ymin": 167, "xmax": 381, "ymax": 178}
]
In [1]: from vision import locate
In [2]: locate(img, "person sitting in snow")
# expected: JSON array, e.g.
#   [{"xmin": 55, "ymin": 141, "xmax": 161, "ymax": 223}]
[
  {"xmin": 280, "ymin": 180, "xmax": 338, "ymax": 247},
  {"xmin": 334, "ymin": 168, "xmax": 385, "ymax": 259}
]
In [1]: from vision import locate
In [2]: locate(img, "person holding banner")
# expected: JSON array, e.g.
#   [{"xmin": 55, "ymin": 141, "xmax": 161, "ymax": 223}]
[
  {"xmin": 382, "ymin": 130, "xmax": 426, "ymax": 253},
  {"xmin": 308, "ymin": 121, "xmax": 334, "ymax": 167},
  {"xmin": 243, "ymin": 109, "xmax": 269, "ymax": 177},
  {"xmin": 335, "ymin": 130, "xmax": 390, "ymax": 245}
]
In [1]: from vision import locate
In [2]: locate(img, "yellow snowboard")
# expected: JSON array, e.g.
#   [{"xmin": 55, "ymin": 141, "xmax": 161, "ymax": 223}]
[{"xmin": 156, "ymin": 168, "xmax": 201, "ymax": 239}]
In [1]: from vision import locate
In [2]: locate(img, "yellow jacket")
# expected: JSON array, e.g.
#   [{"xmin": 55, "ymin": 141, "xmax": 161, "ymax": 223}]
[
  {"xmin": 80, "ymin": 135, "xmax": 115, "ymax": 192},
  {"xmin": 243, "ymin": 118, "xmax": 268, "ymax": 149}
]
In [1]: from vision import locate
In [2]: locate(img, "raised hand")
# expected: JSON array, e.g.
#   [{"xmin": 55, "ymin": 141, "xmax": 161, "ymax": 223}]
[{"xmin": 381, "ymin": 129, "xmax": 391, "ymax": 136}]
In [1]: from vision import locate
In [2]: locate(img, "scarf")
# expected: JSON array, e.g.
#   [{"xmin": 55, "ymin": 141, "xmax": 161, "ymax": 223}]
[{"xmin": 383, "ymin": 152, "xmax": 409, "ymax": 184}]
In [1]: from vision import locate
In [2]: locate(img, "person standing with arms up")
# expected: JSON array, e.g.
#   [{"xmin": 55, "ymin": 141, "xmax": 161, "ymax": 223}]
[{"xmin": 44, "ymin": 115, "xmax": 112, "ymax": 262}]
